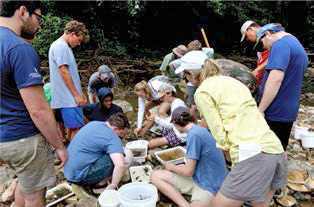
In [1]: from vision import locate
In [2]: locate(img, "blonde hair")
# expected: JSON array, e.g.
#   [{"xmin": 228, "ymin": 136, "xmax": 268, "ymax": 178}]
[
  {"xmin": 64, "ymin": 20, "xmax": 90, "ymax": 42},
  {"xmin": 134, "ymin": 80, "xmax": 151, "ymax": 98}
]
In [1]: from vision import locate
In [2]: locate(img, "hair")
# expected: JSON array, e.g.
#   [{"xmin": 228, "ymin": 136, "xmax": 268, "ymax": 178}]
[
  {"xmin": 108, "ymin": 113, "xmax": 130, "ymax": 130},
  {"xmin": 172, "ymin": 111, "xmax": 195, "ymax": 127},
  {"xmin": 64, "ymin": 20, "xmax": 90, "ymax": 42},
  {"xmin": 249, "ymin": 22, "xmax": 261, "ymax": 29},
  {"xmin": 187, "ymin": 40, "xmax": 202, "ymax": 51},
  {"xmin": 0, "ymin": 0, "xmax": 46, "ymax": 17},
  {"xmin": 134, "ymin": 80, "xmax": 151, "ymax": 97}
]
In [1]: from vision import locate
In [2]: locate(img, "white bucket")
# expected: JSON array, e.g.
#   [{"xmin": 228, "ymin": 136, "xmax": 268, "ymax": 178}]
[
  {"xmin": 301, "ymin": 132, "xmax": 314, "ymax": 148},
  {"xmin": 98, "ymin": 185, "xmax": 120, "ymax": 207},
  {"xmin": 118, "ymin": 182, "xmax": 158, "ymax": 207},
  {"xmin": 294, "ymin": 126, "xmax": 309, "ymax": 139}
]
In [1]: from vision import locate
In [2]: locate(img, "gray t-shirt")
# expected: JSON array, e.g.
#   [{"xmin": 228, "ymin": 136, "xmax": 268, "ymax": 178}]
[{"xmin": 49, "ymin": 37, "xmax": 82, "ymax": 109}]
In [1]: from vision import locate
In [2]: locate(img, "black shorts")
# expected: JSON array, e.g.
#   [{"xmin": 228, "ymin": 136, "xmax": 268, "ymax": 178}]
[{"xmin": 266, "ymin": 120, "xmax": 293, "ymax": 150}]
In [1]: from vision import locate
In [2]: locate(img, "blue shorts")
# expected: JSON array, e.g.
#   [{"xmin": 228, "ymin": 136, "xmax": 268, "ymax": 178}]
[
  {"xmin": 60, "ymin": 107, "xmax": 84, "ymax": 128},
  {"xmin": 187, "ymin": 85, "xmax": 198, "ymax": 105},
  {"xmin": 79, "ymin": 154, "xmax": 114, "ymax": 186}
]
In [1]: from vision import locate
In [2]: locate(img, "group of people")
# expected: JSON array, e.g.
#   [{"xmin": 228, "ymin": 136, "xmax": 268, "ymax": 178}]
[{"xmin": 0, "ymin": 1, "xmax": 309, "ymax": 207}]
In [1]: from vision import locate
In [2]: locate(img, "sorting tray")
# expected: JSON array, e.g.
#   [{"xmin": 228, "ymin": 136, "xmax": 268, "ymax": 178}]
[
  {"xmin": 129, "ymin": 165, "xmax": 153, "ymax": 183},
  {"xmin": 46, "ymin": 183, "xmax": 74, "ymax": 207},
  {"xmin": 154, "ymin": 146, "xmax": 186, "ymax": 165},
  {"xmin": 126, "ymin": 140, "xmax": 149, "ymax": 163}
]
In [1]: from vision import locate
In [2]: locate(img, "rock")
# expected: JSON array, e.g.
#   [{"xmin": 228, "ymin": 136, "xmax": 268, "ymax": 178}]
[
  {"xmin": 72, "ymin": 184, "xmax": 94, "ymax": 199},
  {"xmin": 65, "ymin": 196, "xmax": 78, "ymax": 205},
  {"xmin": 77, "ymin": 197, "xmax": 98, "ymax": 207},
  {"xmin": 0, "ymin": 169, "xmax": 16, "ymax": 185},
  {"xmin": 65, "ymin": 204, "xmax": 75, "ymax": 207},
  {"xmin": 1, "ymin": 178, "xmax": 18, "ymax": 202}
]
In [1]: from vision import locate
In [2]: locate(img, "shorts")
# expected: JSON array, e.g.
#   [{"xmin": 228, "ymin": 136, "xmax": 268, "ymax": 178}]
[
  {"xmin": 54, "ymin": 109, "xmax": 63, "ymax": 122},
  {"xmin": 162, "ymin": 127, "xmax": 181, "ymax": 147},
  {"xmin": 266, "ymin": 120, "xmax": 293, "ymax": 150},
  {"xmin": 187, "ymin": 85, "xmax": 198, "ymax": 105},
  {"xmin": 172, "ymin": 173, "xmax": 213, "ymax": 206},
  {"xmin": 78, "ymin": 154, "xmax": 114, "ymax": 187},
  {"xmin": 219, "ymin": 152, "xmax": 287, "ymax": 202},
  {"xmin": 60, "ymin": 107, "xmax": 84, "ymax": 128},
  {"xmin": 0, "ymin": 134, "xmax": 56, "ymax": 193}
]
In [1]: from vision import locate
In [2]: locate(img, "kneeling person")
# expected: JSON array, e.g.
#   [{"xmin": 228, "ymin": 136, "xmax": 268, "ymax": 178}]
[
  {"xmin": 64, "ymin": 113, "xmax": 133, "ymax": 193},
  {"xmin": 150, "ymin": 107, "xmax": 227, "ymax": 207}
]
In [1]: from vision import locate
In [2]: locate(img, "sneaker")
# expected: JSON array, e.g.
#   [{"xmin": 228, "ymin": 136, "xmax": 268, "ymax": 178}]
[{"xmin": 273, "ymin": 189, "xmax": 284, "ymax": 199}]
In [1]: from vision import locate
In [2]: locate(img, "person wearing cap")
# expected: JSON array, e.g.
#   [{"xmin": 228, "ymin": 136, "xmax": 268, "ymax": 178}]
[
  {"xmin": 150, "ymin": 107, "xmax": 227, "ymax": 207},
  {"xmin": 146, "ymin": 84, "xmax": 188, "ymax": 149},
  {"xmin": 255, "ymin": 23, "xmax": 308, "ymax": 151},
  {"xmin": 83, "ymin": 87, "xmax": 123, "ymax": 122},
  {"xmin": 240, "ymin": 20, "xmax": 269, "ymax": 86},
  {"xmin": 49, "ymin": 20, "xmax": 89, "ymax": 141},
  {"xmin": 179, "ymin": 57, "xmax": 286, "ymax": 206},
  {"xmin": 87, "ymin": 65, "xmax": 116, "ymax": 104},
  {"xmin": 160, "ymin": 44, "xmax": 188, "ymax": 84}
]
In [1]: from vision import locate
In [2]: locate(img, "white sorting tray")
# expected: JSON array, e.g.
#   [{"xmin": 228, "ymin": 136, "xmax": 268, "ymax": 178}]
[
  {"xmin": 154, "ymin": 146, "xmax": 186, "ymax": 165},
  {"xmin": 46, "ymin": 183, "xmax": 74, "ymax": 207},
  {"xmin": 129, "ymin": 165, "xmax": 153, "ymax": 183}
]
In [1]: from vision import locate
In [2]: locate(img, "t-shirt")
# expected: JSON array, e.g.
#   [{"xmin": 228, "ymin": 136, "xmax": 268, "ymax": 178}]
[
  {"xmin": 49, "ymin": 37, "xmax": 82, "ymax": 109},
  {"xmin": 83, "ymin": 103, "xmax": 123, "ymax": 122},
  {"xmin": 259, "ymin": 35, "xmax": 308, "ymax": 122},
  {"xmin": 0, "ymin": 27, "xmax": 43, "ymax": 142},
  {"xmin": 159, "ymin": 53, "xmax": 181, "ymax": 83},
  {"xmin": 87, "ymin": 72, "xmax": 115, "ymax": 94},
  {"xmin": 43, "ymin": 83, "xmax": 51, "ymax": 105},
  {"xmin": 64, "ymin": 121, "xmax": 124, "ymax": 182},
  {"xmin": 186, "ymin": 125, "xmax": 227, "ymax": 195}
]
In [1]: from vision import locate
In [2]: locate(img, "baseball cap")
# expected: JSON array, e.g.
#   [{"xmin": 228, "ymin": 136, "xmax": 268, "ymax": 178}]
[
  {"xmin": 240, "ymin": 20, "xmax": 255, "ymax": 42},
  {"xmin": 254, "ymin": 23, "xmax": 285, "ymax": 49},
  {"xmin": 155, "ymin": 84, "xmax": 175, "ymax": 99},
  {"xmin": 170, "ymin": 106, "xmax": 190, "ymax": 122},
  {"xmin": 172, "ymin": 45, "xmax": 188, "ymax": 58},
  {"xmin": 98, "ymin": 65, "xmax": 111, "ymax": 79},
  {"xmin": 175, "ymin": 51, "xmax": 207, "ymax": 74}
]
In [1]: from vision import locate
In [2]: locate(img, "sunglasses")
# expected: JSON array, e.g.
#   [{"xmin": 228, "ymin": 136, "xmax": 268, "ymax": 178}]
[{"xmin": 33, "ymin": 12, "xmax": 43, "ymax": 21}]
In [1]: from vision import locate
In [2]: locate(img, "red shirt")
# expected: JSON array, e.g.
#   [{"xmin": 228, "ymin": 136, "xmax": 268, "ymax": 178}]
[{"xmin": 256, "ymin": 50, "xmax": 269, "ymax": 85}]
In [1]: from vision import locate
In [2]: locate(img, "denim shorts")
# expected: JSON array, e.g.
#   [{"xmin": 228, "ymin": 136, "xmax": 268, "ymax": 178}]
[
  {"xmin": 79, "ymin": 154, "xmax": 114, "ymax": 186},
  {"xmin": 60, "ymin": 107, "xmax": 84, "ymax": 128}
]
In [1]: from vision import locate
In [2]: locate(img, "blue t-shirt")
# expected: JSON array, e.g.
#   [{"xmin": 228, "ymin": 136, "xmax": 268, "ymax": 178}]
[
  {"xmin": 64, "ymin": 121, "xmax": 124, "ymax": 182},
  {"xmin": 186, "ymin": 125, "xmax": 227, "ymax": 195},
  {"xmin": 259, "ymin": 35, "xmax": 308, "ymax": 122},
  {"xmin": 0, "ymin": 27, "xmax": 43, "ymax": 142},
  {"xmin": 49, "ymin": 37, "xmax": 82, "ymax": 109}
]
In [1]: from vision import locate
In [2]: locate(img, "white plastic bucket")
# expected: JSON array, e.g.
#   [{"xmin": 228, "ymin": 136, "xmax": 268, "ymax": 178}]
[
  {"xmin": 98, "ymin": 185, "xmax": 120, "ymax": 207},
  {"xmin": 118, "ymin": 182, "xmax": 158, "ymax": 207},
  {"xmin": 301, "ymin": 132, "xmax": 314, "ymax": 148},
  {"xmin": 294, "ymin": 126, "xmax": 309, "ymax": 139}
]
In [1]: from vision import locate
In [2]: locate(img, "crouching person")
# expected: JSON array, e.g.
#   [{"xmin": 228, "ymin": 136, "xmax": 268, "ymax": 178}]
[
  {"xmin": 150, "ymin": 107, "xmax": 227, "ymax": 207},
  {"xmin": 64, "ymin": 113, "xmax": 133, "ymax": 194}
]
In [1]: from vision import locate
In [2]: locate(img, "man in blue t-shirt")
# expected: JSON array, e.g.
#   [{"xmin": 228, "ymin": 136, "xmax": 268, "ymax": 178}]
[
  {"xmin": 64, "ymin": 113, "xmax": 133, "ymax": 194},
  {"xmin": 256, "ymin": 23, "xmax": 308, "ymax": 150},
  {"xmin": 0, "ymin": 1, "xmax": 68, "ymax": 206},
  {"xmin": 151, "ymin": 107, "xmax": 227, "ymax": 207}
]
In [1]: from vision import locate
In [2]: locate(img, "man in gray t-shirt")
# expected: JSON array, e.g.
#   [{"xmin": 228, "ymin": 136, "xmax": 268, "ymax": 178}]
[{"xmin": 49, "ymin": 20, "xmax": 89, "ymax": 141}]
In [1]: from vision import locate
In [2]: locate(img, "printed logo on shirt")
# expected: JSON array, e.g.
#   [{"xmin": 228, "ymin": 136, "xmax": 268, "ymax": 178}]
[{"xmin": 29, "ymin": 67, "xmax": 41, "ymax": 78}]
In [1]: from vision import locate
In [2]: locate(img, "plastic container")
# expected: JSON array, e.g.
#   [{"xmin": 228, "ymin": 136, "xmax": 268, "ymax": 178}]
[
  {"xmin": 98, "ymin": 190, "xmax": 120, "ymax": 207},
  {"xmin": 46, "ymin": 183, "xmax": 74, "ymax": 207},
  {"xmin": 154, "ymin": 146, "xmax": 186, "ymax": 165},
  {"xmin": 118, "ymin": 182, "xmax": 158, "ymax": 207},
  {"xmin": 301, "ymin": 132, "xmax": 314, "ymax": 148},
  {"xmin": 129, "ymin": 165, "xmax": 153, "ymax": 183},
  {"xmin": 126, "ymin": 140, "xmax": 148, "ymax": 163},
  {"xmin": 294, "ymin": 126, "xmax": 309, "ymax": 139}
]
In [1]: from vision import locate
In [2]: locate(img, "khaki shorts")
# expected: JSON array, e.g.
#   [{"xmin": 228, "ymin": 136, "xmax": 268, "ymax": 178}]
[
  {"xmin": 219, "ymin": 152, "xmax": 287, "ymax": 202},
  {"xmin": 0, "ymin": 134, "xmax": 56, "ymax": 192},
  {"xmin": 172, "ymin": 173, "xmax": 213, "ymax": 205}
]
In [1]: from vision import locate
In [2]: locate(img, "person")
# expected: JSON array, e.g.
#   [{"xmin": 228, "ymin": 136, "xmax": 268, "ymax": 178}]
[
  {"xmin": 0, "ymin": 1, "xmax": 68, "ymax": 207},
  {"xmin": 240, "ymin": 20, "xmax": 269, "ymax": 85},
  {"xmin": 83, "ymin": 87, "xmax": 123, "ymax": 122},
  {"xmin": 49, "ymin": 20, "xmax": 89, "ymax": 142},
  {"xmin": 64, "ymin": 113, "xmax": 133, "ymax": 194},
  {"xmin": 87, "ymin": 65, "xmax": 116, "ymax": 103},
  {"xmin": 150, "ymin": 107, "xmax": 227, "ymax": 207},
  {"xmin": 176, "ymin": 58, "xmax": 286, "ymax": 207},
  {"xmin": 160, "ymin": 44, "xmax": 187, "ymax": 84},
  {"xmin": 133, "ymin": 76, "xmax": 176, "ymax": 136},
  {"xmin": 146, "ymin": 84, "xmax": 188, "ymax": 149},
  {"xmin": 255, "ymin": 23, "xmax": 308, "ymax": 151}
]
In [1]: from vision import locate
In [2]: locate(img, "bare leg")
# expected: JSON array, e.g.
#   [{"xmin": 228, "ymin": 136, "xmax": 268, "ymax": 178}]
[
  {"xmin": 15, "ymin": 183, "xmax": 25, "ymax": 207},
  {"xmin": 191, "ymin": 200, "xmax": 210, "ymax": 207},
  {"xmin": 15, "ymin": 183, "xmax": 46, "ymax": 207},
  {"xmin": 148, "ymin": 137, "xmax": 168, "ymax": 149},
  {"xmin": 211, "ymin": 192, "xmax": 244, "ymax": 207},
  {"xmin": 150, "ymin": 170, "xmax": 190, "ymax": 207},
  {"xmin": 252, "ymin": 189, "xmax": 275, "ymax": 207}
]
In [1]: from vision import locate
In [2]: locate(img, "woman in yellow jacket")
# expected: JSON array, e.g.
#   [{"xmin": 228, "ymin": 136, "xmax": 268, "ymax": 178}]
[{"xmin": 174, "ymin": 51, "xmax": 286, "ymax": 207}]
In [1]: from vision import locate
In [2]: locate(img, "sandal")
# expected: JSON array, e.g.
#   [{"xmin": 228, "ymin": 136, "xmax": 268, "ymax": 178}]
[{"xmin": 92, "ymin": 183, "xmax": 108, "ymax": 195}]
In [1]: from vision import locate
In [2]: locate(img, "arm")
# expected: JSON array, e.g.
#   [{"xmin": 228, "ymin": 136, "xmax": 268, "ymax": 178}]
[
  {"xmin": 252, "ymin": 60, "xmax": 268, "ymax": 77},
  {"xmin": 109, "ymin": 153, "xmax": 127, "ymax": 187},
  {"xmin": 258, "ymin": 69, "xmax": 284, "ymax": 116},
  {"xmin": 88, "ymin": 92, "xmax": 96, "ymax": 104},
  {"xmin": 154, "ymin": 116, "xmax": 173, "ymax": 128},
  {"xmin": 164, "ymin": 158, "xmax": 197, "ymax": 177},
  {"xmin": 19, "ymin": 85, "xmax": 68, "ymax": 169},
  {"xmin": 110, "ymin": 88, "xmax": 115, "ymax": 95},
  {"xmin": 59, "ymin": 65, "xmax": 85, "ymax": 106}
]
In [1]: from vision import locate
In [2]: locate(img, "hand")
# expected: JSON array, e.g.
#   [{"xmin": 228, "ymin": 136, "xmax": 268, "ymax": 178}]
[
  {"xmin": 133, "ymin": 128, "xmax": 141, "ymax": 135},
  {"xmin": 146, "ymin": 114, "xmax": 155, "ymax": 121},
  {"xmin": 74, "ymin": 95, "xmax": 85, "ymax": 106},
  {"xmin": 164, "ymin": 163, "xmax": 176, "ymax": 171},
  {"xmin": 55, "ymin": 147, "xmax": 68, "ymax": 170},
  {"xmin": 82, "ymin": 94, "xmax": 87, "ymax": 104},
  {"xmin": 251, "ymin": 69, "xmax": 259, "ymax": 77}
]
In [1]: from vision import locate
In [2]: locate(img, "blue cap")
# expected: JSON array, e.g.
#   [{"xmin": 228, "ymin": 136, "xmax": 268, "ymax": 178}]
[{"xmin": 254, "ymin": 23, "xmax": 285, "ymax": 49}]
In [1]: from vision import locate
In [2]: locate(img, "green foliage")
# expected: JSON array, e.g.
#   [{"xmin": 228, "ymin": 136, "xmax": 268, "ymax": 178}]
[{"xmin": 32, "ymin": 14, "xmax": 72, "ymax": 58}]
